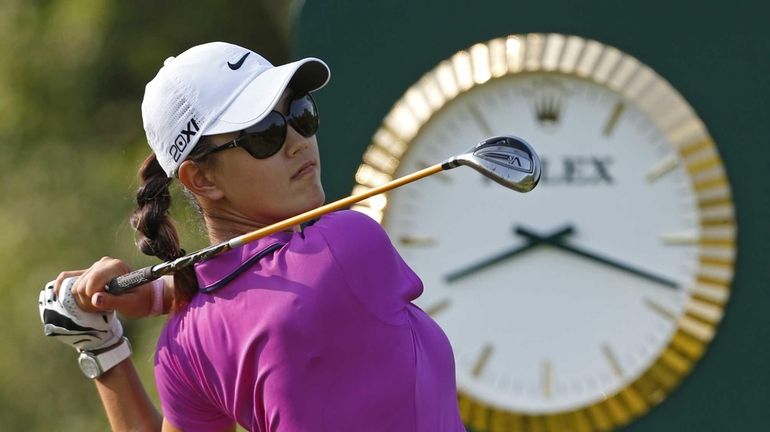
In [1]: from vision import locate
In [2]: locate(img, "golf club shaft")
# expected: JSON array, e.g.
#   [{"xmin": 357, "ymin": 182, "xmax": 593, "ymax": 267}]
[
  {"xmin": 106, "ymin": 163, "xmax": 445, "ymax": 294},
  {"xmin": 233, "ymin": 163, "xmax": 445, "ymax": 246}
]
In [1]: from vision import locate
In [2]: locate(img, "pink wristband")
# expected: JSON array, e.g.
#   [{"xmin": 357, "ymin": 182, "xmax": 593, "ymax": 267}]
[{"xmin": 149, "ymin": 278, "xmax": 165, "ymax": 316}]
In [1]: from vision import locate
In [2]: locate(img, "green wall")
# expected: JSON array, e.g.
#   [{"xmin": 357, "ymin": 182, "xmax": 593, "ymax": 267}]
[{"xmin": 294, "ymin": 1, "xmax": 770, "ymax": 430}]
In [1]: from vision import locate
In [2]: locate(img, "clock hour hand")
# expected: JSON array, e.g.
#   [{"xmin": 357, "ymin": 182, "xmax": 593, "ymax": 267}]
[
  {"xmin": 445, "ymin": 226, "xmax": 574, "ymax": 283},
  {"xmin": 514, "ymin": 226, "xmax": 680, "ymax": 290}
]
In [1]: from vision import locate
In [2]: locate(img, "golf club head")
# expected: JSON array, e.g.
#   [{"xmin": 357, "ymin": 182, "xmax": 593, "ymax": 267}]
[{"xmin": 442, "ymin": 135, "xmax": 541, "ymax": 192}]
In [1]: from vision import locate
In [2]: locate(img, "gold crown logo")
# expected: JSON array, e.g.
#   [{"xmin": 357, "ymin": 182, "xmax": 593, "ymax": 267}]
[{"xmin": 530, "ymin": 79, "xmax": 565, "ymax": 127}]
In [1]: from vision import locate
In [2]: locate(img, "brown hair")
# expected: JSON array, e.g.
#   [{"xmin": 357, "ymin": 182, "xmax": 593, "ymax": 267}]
[{"xmin": 131, "ymin": 140, "xmax": 215, "ymax": 310}]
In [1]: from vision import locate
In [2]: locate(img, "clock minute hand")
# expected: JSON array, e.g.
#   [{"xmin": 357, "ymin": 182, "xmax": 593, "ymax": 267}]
[
  {"xmin": 514, "ymin": 227, "xmax": 680, "ymax": 290},
  {"xmin": 445, "ymin": 226, "xmax": 574, "ymax": 283}
]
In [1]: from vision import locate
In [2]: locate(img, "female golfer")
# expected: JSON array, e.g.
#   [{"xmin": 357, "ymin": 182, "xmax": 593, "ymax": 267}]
[{"xmin": 44, "ymin": 42, "xmax": 465, "ymax": 431}]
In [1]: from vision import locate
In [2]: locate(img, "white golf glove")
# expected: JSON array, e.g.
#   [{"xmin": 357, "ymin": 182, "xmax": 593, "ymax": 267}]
[{"xmin": 39, "ymin": 276, "xmax": 123, "ymax": 352}]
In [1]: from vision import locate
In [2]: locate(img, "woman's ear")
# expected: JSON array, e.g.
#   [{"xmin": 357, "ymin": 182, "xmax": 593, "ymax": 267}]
[{"xmin": 178, "ymin": 160, "xmax": 224, "ymax": 201}]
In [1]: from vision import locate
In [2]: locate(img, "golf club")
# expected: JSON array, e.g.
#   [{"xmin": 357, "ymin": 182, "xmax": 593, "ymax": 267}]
[{"xmin": 105, "ymin": 135, "xmax": 540, "ymax": 294}]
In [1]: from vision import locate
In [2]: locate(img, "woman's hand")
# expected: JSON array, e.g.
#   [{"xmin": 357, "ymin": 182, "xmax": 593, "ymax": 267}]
[
  {"xmin": 54, "ymin": 257, "xmax": 158, "ymax": 318},
  {"xmin": 40, "ymin": 276, "xmax": 125, "ymax": 352}
]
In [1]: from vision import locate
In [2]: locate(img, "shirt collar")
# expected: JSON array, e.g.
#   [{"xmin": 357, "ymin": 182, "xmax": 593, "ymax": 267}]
[{"xmin": 195, "ymin": 230, "xmax": 294, "ymax": 292}]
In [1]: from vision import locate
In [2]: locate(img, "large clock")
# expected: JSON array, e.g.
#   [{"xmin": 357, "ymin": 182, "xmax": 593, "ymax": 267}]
[{"xmin": 351, "ymin": 34, "xmax": 735, "ymax": 431}]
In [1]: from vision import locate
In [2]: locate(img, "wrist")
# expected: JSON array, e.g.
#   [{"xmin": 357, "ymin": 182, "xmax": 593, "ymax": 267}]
[
  {"xmin": 149, "ymin": 278, "xmax": 165, "ymax": 317},
  {"xmin": 78, "ymin": 337, "xmax": 132, "ymax": 379}
]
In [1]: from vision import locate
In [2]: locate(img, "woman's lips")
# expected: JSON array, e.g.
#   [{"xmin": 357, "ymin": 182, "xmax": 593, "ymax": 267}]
[{"xmin": 292, "ymin": 161, "xmax": 316, "ymax": 179}]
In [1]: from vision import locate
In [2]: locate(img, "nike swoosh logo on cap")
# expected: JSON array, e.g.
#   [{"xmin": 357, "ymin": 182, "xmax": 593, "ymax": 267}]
[{"xmin": 227, "ymin": 52, "xmax": 250, "ymax": 70}]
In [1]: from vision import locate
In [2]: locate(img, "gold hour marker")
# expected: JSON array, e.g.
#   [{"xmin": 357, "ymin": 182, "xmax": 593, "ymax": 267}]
[
  {"xmin": 542, "ymin": 360, "xmax": 552, "ymax": 398},
  {"xmin": 468, "ymin": 104, "xmax": 494, "ymax": 136},
  {"xmin": 645, "ymin": 153, "xmax": 680, "ymax": 182},
  {"xmin": 644, "ymin": 298, "xmax": 676, "ymax": 321},
  {"xmin": 602, "ymin": 344, "xmax": 624, "ymax": 378},
  {"xmin": 424, "ymin": 298, "xmax": 451, "ymax": 317},
  {"xmin": 660, "ymin": 231, "xmax": 699, "ymax": 245},
  {"xmin": 472, "ymin": 344, "xmax": 494, "ymax": 377},
  {"xmin": 399, "ymin": 235, "xmax": 437, "ymax": 247},
  {"xmin": 603, "ymin": 102, "xmax": 625, "ymax": 136}
]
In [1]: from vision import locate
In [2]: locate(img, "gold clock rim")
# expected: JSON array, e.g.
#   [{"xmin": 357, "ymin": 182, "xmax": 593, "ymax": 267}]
[{"xmin": 350, "ymin": 33, "xmax": 736, "ymax": 431}]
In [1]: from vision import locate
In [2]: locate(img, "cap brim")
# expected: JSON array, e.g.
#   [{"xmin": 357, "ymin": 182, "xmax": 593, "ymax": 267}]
[{"xmin": 204, "ymin": 58, "xmax": 330, "ymax": 135}]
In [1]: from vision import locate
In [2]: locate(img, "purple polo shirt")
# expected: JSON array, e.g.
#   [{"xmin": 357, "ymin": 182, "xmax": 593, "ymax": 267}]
[{"xmin": 154, "ymin": 210, "xmax": 465, "ymax": 431}]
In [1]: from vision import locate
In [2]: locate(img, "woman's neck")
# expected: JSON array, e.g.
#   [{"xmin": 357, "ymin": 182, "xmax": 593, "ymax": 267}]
[{"xmin": 202, "ymin": 212, "xmax": 300, "ymax": 244}]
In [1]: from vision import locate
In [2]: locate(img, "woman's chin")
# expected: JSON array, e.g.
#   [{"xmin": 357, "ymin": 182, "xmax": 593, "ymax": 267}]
[{"xmin": 305, "ymin": 187, "xmax": 326, "ymax": 210}]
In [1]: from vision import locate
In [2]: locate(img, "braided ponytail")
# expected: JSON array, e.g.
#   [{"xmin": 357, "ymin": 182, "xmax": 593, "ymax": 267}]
[{"xmin": 131, "ymin": 153, "xmax": 197, "ymax": 309}]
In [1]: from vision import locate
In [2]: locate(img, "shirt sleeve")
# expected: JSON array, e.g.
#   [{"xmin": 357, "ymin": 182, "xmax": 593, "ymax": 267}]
[
  {"xmin": 154, "ymin": 326, "xmax": 235, "ymax": 431},
  {"xmin": 312, "ymin": 210, "xmax": 423, "ymax": 325}
]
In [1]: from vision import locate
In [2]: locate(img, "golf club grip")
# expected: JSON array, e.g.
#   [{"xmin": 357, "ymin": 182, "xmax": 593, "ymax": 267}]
[{"xmin": 106, "ymin": 267, "xmax": 156, "ymax": 294}]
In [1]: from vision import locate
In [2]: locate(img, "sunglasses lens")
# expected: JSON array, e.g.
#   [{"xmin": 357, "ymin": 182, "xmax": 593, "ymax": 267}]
[
  {"xmin": 231, "ymin": 95, "xmax": 319, "ymax": 160},
  {"xmin": 240, "ymin": 112, "xmax": 287, "ymax": 159},
  {"xmin": 288, "ymin": 95, "xmax": 319, "ymax": 137}
]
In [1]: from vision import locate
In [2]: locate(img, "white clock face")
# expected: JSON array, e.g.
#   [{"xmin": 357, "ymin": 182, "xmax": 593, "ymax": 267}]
[{"xmin": 382, "ymin": 74, "xmax": 700, "ymax": 414}]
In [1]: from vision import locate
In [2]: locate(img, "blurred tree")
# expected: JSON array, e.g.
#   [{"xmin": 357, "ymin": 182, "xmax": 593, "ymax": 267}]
[{"xmin": 0, "ymin": 0, "xmax": 296, "ymax": 429}]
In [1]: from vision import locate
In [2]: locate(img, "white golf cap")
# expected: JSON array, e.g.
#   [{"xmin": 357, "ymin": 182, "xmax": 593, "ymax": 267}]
[{"xmin": 141, "ymin": 41, "xmax": 330, "ymax": 176}]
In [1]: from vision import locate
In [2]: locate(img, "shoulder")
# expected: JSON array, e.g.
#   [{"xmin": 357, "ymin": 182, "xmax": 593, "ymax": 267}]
[
  {"xmin": 154, "ymin": 318, "xmax": 202, "ymax": 413},
  {"xmin": 154, "ymin": 313, "xmax": 235, "ymax": 430},
  {"xmin": 154, "ymin": 309, "xmax": 209, "ymax": 394},
  {"xmin": 311, "ymin": 209, "xmax": 385, "ymax": 237},
  {"xmin": 154, "ymin": 315, "xmax": 189, "ymax": 383},
  {"xmin": 305, "ymin": 210, "xmax": 422, "ymax": 324},
  {"xmin": 307, "ymin": 210, "xmax": 393, "ymax": 264},
  {"xmin": 311, "ymin": 210, "xmax": 389, "ymax": 244}
]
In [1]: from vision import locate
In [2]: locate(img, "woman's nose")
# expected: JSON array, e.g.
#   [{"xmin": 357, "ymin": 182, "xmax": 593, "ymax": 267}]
[{"xmin": 284, "ymin": 124, "xmax": 310, "ymax": 156}]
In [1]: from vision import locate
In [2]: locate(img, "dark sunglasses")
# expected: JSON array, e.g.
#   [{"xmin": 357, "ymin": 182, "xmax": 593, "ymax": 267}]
[{"xmin": 198, "ymin": 93, "xmax": 319, "ymax": 160}]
